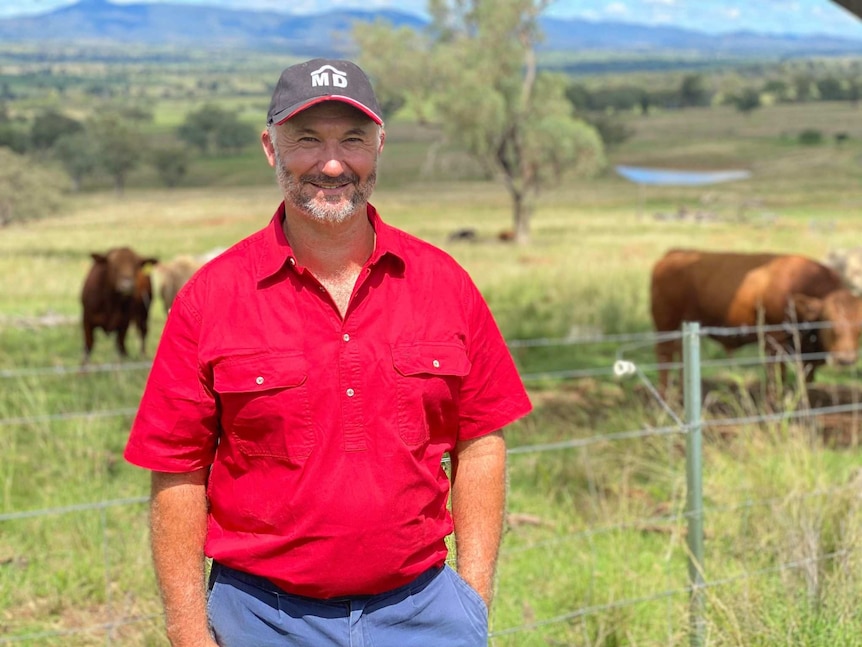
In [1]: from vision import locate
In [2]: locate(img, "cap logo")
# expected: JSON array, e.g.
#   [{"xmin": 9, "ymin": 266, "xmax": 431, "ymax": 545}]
[{"xmin": 310, "ymin": 64, "xmax": 348, "ymax": 89}]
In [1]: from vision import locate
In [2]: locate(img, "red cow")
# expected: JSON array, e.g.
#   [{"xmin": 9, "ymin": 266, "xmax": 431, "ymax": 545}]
[
  {"xmin": 81, "ymin": 247, "xmax": 159, "ymax": 364},
  {"xmin": 650, "ymin": 249, "xmax": 862, "ymax": 394}
]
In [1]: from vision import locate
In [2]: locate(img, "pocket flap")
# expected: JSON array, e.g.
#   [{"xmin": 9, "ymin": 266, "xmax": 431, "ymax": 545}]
[
  {"xmin": 214, "ymin": 352, "xmax": 307, "ymax": 393},
  {"xmin": 392, "ymin": 342, "xmax": 471, "ymax": 377}
]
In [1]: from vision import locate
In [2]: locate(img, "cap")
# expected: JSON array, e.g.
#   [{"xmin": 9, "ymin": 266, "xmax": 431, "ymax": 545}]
[{"xmin": 267, "ymin": 58, "xmax": 383, "ymax": 127}]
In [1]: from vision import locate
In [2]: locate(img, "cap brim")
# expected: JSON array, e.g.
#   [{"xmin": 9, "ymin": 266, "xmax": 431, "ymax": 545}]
[{"xmin": 270, "ymin": 96, "xmax": 383, "ymax": 126}]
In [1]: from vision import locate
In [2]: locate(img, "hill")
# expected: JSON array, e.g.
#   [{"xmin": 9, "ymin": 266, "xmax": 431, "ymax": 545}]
[{"xmin": 1, "ymin": 0, "xmax": 861, "ymax": 57}]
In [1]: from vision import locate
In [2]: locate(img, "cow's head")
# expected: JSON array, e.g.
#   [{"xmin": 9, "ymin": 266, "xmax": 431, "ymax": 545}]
[
  {"xmin": 91, "ymin": 247, "xmax": 159, "ymax": 297},
  {"xmin": 791, "ymin": 290, "xmax": 862, "ymax": 367}
]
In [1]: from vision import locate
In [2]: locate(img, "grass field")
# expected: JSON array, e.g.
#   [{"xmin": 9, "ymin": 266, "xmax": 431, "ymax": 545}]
[{"xmin": 2, "ymin": 95, "xmax": 862, "ymax": 645}]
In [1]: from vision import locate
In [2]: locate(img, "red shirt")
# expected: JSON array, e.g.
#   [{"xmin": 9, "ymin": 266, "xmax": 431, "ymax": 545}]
[{"xmin": 124, "ymin": 203, "xmax": 532, "ymax": 598}]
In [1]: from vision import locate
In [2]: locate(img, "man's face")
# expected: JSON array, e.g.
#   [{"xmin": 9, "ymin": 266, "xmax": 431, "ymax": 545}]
[{"xmin": 264, "ymin": 102, "xmax": 384, "ymax": 225}]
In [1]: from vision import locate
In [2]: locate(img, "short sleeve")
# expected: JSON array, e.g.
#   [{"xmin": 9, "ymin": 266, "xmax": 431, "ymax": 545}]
[
  {"xmin": 457, "ymin": 279, "xmax": 532, "ymax": 440},
  {"xmin": 123, "ymin": 294, "xmax": 219, "ymax": 472}
]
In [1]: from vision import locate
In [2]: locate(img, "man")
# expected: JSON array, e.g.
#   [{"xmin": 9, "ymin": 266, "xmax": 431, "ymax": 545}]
[{"xmin": 124, "ymin": 58, "xmax": 532, "ymax": 647}]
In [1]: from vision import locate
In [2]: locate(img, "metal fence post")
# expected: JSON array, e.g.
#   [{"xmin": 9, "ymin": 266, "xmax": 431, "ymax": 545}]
[{"xmin": 683, "ymin": 321, "xmax": 705, "ymax": 647}]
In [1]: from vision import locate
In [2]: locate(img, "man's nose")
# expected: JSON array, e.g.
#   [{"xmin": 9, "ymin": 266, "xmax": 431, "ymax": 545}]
[{"xmin": 322, "ymin": 158, "xmax": 344, "ymax": 176}]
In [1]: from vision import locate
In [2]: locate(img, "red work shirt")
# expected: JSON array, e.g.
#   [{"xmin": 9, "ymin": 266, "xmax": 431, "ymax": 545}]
[{"xmin": 124, "ymin": 203, "xmax": 532, "ymax": 598}]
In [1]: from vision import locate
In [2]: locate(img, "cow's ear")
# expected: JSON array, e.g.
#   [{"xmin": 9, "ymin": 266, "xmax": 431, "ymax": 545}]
[
  {"xmin": 91, "ymin": 252, "xmax": 108, "ymax": 263},
  {"xmin": 140, "ymin": 257, "xmax": 159, "ymax": 267},
  {"xmin": 789, "ymin": 293, "xmax": 823, "ymax": 321}
]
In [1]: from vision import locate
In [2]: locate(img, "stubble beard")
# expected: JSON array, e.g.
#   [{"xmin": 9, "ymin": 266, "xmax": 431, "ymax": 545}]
[{"xmin": 274, "ymin": 148, "xmax": 377, "ymax": 225}]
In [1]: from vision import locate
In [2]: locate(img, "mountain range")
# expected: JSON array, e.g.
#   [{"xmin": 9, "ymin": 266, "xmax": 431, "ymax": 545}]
[{"xmin": 1, "ymin": 0, "xmax": 861, "ymax": 57}]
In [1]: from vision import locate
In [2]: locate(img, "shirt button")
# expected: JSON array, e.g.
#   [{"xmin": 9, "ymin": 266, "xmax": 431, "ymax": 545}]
[
  {"xmin": 256, "ymin": 376, "xmax": 264, "ymax": 385},
  {"xmin": 288, "ymin": 257, "xmax": 296, "ymax": 266},
  {"xmin": 346, "ymin": 388, "xmax": 355, "ymax": 397},
  {"xmin": 343, "ymin": 333, "xmax": 350, "ymax": 342},
  {"xmin": 319, "ymin": 286, "xmax": 326, "ymax": 292},
  {"xmin": 432, "ymin": 360, "xmax": 440, "ymax": 368}
]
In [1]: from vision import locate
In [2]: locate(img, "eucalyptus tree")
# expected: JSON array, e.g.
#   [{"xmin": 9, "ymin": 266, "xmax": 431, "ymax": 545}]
[{"xmin": 354, "ymin": 0, "xmax": 604, "ymax": 244}]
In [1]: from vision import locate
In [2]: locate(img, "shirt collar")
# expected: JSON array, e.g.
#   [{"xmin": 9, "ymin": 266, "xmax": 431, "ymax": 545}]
[{"xmin": 255, "ymin": 202, "xmax": 406, "ymax": 283}]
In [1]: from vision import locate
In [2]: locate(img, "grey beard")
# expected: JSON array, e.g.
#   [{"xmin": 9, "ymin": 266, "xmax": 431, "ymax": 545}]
[{"xmin": 273, "ymin": 148, "xmax": 376, "ymax": 225}]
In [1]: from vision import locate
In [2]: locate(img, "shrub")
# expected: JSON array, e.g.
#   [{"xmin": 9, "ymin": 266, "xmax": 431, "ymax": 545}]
[
  {"xmin": 798, "ymin": 129, "xmax": 823, "ymax": 146},
  {"xmin": 0, "ymin": 148, "xmax": 68, "ymax": 226}
]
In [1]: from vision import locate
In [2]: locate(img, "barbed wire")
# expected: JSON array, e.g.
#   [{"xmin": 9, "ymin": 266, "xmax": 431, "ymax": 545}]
[{"xmin": 0, "ymin": 497, "xmax": 148, "ymax": 523}]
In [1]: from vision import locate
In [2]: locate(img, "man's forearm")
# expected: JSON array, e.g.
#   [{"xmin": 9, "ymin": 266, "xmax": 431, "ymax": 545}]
[
  {"xmin": 150, "ymin": 469, "xmax": 215, "ymax": 647},
  {"xmin": 450, "ymin": 430, "xmax": 507, "ymax": 607}
]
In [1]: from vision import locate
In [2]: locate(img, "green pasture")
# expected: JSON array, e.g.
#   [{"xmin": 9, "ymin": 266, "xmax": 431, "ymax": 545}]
[{"xmin": 2, "ymin": 92, "xmax": 862, "ymax": 645}]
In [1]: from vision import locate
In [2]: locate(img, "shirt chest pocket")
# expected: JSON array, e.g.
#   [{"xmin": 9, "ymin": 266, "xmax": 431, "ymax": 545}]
[
  {"xmin": 391, "ymin": 342, "xmax": 472, "ymax": 447},
  {"xmin": 213, "ymin": 352, "xmax": 314, "ymax": 461}
]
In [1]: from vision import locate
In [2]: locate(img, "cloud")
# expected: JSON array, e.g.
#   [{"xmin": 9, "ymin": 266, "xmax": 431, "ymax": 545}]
[{"xmin": 605, "ymin": 2, "xmax": 630, "ymax": 18}]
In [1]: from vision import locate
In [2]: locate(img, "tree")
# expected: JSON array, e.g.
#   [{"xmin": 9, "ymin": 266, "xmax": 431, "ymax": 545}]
[
  {"xmin": 679, "ymin": 74, "xmax": 710, "ymax": 108},
  {"xmin": 53, "ymin": 131, "xmax": 101, "ymax": 191},
  {"xmin": 0, "ymin": 148, "xmax": 67, "ymax": 227},
  {"xmin": 352, "ymin": 21, "xmax": 438, "ymax": 124},
  {"xmin": 355, "ymin": 0, "xmax": 604, "ymax": 244},
  {"xmin": 762, "ymin": 79, "xmax": 790, "ymax": 103},
  {"xmin": 733, "ymin": 88, "xmax": 762, "ymax": 115},
  {"xmin": 30, "ymin": 109, "xmax": 84, "ymax": 151},
  {"xmin": 0, "ymin": 122, "xmax": 30, "ymax": 153},
  {"xmin": 817, "ymin": 76, "xmax": 846, "ymax": 101},
  {"xmin": 177, "ymin": 104, "xmax": 256, "ymax": 155},
  {"xmin": 150, "ymin": 144, "xmax": 191, "ymax": 188},
  {"xmin": 87, "ymin": 113, "xmax": 145, "ymax": 194},
  {"xmin": 214, "ymin": 118, "xmax": 257, "ymax": 155},
  {"xmin": 564, "ymin": 82, "xmax": 592, "ymax": 112}
]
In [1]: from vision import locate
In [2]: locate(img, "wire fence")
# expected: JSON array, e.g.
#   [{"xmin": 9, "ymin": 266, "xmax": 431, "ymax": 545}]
[{"xmin": 1, "ymin": 321, "xmax": 861, "ymax": 645}]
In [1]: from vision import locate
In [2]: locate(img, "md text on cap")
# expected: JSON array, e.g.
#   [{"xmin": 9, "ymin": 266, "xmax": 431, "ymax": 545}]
[{"xmin": 267, "ymin": 58, "xmax": 384, "ymax": 127}]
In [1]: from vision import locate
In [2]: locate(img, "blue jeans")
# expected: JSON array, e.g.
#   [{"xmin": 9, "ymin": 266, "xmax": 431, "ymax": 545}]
[{"xmin": 207, "ymin": 562, "xmax": 488, "ymax": 646}]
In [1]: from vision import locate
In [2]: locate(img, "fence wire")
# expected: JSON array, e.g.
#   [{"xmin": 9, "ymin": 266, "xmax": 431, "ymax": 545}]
[{"xmin": 2, "ymin": 321, "xmax": 862, "ymax": 644}]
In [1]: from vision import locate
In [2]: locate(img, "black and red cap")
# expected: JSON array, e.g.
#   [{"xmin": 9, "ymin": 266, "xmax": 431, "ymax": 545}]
[{"xmin": 267, "ymin": 58, "xmax": 383, "ymax": 127}]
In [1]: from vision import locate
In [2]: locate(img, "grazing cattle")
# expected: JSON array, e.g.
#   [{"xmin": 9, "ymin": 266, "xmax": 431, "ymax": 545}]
[
  {"xmin": 650, "ymin": 249, "xmax": 862, "ymax": 394},
  {"xmin": 447, "ymin": 228, "xmax": 478, "ymax": 242},
  {"xmin": 153, "ymin": 255, "xmax": 202, "ymax": 313},
  {"xmin": 81, "ymin": 247, "xmax": 158, "ymax": 364}
]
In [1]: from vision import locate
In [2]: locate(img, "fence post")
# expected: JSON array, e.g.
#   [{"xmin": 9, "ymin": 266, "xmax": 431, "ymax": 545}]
[{"xmin": 683, "ymin": 321, "xmax": 705, "ymax": 647}]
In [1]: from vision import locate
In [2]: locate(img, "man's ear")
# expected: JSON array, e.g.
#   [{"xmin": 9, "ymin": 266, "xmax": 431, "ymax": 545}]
[
  {"xmin": 261, "ymin": 128, "xmax": 276, "ymax": 168},
  {"xmin": 378, "ymin": 128, "xmax": 385, "ymax": 154}
]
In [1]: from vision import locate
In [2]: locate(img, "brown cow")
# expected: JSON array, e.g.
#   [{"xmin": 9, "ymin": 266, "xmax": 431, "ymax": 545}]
[
  {"xmin": 650, "ymin": 249, "xmax": 862, "ymax": 394},
  {"xmin": 81, "ymin": 247, "xmax": 158, "ymax": 364}
]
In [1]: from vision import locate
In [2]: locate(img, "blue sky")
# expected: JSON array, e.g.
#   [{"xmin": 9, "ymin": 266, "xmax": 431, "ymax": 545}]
[{"xmin": 4, "ymin": 0, "xmax": 862, "ymax": 38}]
